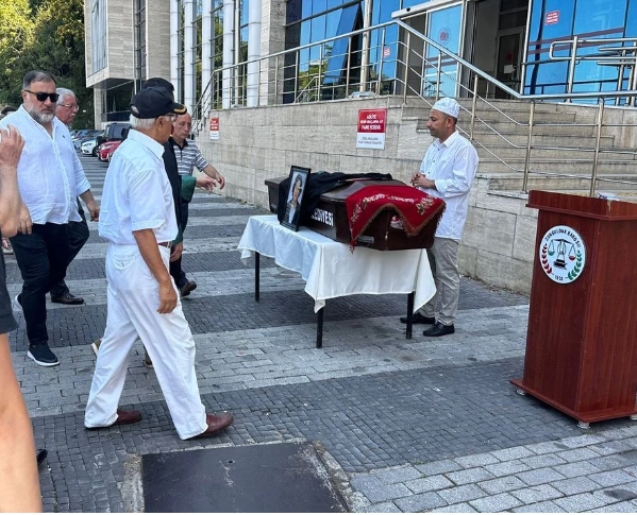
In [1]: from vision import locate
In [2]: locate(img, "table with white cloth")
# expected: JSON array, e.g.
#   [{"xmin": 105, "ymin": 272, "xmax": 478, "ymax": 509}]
[{"xmin": 237, "ymin": 215, "xmax": 436, "ymax": 348}]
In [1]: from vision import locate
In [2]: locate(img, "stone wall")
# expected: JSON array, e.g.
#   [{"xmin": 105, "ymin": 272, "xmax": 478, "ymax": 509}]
[{"xmin": 195, "ymin": 97, "xmax": 539, "ymax": 294}]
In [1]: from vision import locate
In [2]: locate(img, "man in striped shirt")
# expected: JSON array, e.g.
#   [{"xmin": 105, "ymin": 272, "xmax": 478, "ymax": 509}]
[{"xmin": 170, "ymin": 112, "xmax": 225, "ymax": 295}]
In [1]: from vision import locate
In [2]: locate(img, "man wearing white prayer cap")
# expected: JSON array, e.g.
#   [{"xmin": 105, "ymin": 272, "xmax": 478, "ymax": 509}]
[{"xmin": 399, "ymin": 97, "xmax": 479, "ymax": 337}]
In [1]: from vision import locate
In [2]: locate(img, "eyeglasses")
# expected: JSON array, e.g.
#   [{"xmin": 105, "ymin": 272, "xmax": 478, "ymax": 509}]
[
  {"xmin": 24, "ymin": 90, "xmax": 59, "ymax": 103},
  {"xmin": 60, "ymin": 104, "xmax": 79, "ymax": 111}
]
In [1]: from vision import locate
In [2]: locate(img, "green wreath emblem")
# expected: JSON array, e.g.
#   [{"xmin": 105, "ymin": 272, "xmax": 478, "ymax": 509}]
[{"xmin": 567, "ymin": 251, "xmax": 584, "ymax": 281}]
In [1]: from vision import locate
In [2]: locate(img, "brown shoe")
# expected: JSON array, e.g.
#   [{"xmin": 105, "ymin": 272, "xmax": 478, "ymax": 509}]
[
  {"xmin": 190, "ymin": 412, "xmax": 234, "ymax": 439},
  {"xmin": 86, "ymin": 409, "xmax": 142, "ymax": 430}
]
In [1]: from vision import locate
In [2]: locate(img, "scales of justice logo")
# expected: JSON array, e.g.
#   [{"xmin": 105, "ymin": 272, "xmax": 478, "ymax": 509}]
[{"xmin": 539, "ymin": 225, "xmax": 586, "ymax": 284}]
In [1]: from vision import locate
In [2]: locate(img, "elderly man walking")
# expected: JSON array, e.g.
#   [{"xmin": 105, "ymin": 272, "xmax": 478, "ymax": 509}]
[
  {"xmin": 0, "ymin": 71, "xmax": 99, "ymax": 366},
  {"xmin": 400, "ymin": 97, "xmax": 479, "ymax": 337},
  {"xmin": 170, "ymin": 111, "xmax": 225, "ymax": 295},
  {"xmin": 47, "ymin": 87, "xmax": 89, "ymax": 306},
  {"xmin": 84, "ymin": 87, "xmax": 234, "ymax": 440}
]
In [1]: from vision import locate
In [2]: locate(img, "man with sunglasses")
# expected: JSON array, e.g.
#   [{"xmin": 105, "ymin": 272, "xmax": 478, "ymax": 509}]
[
  {"xmin": 47, "ymin": 87, "xmax": 90, "ymax": 307},
  {"xmin": 0, "ymin": 70, "xmax": 99, "ymax": 367}
]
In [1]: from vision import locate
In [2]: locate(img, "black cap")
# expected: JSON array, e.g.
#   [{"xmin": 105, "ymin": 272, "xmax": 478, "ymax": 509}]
[{"xmin": 130, "ymin": 87, "xmax": 187, "ymax": 119}]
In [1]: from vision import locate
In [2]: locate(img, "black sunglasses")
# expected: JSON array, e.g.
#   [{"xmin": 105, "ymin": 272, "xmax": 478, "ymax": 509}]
[{"xmin": 24, "ymin": 89, "xmax": 59, "ymax": 103}]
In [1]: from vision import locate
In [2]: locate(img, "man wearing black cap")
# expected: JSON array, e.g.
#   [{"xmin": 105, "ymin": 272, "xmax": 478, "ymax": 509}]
[{"xmin": 84, "ymin": 87, "xmax": 234, "ymax": 440}]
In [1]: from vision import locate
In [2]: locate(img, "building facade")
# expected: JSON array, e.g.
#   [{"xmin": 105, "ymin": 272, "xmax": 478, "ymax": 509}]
[{"xmin": 85, "ymin": 0, "xmax": 636, "ymax": 124}]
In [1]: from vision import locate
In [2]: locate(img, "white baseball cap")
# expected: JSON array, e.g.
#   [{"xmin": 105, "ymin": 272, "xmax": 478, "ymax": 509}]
[{"xmin": 432, "ymin": 97, "xmax": 460, "ymax": 119}]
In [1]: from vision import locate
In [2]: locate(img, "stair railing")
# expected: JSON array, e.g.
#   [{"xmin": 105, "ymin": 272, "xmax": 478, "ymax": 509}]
[{"xmin": 191, "ymin": 19, "xmax": 637, "ymax": 197}]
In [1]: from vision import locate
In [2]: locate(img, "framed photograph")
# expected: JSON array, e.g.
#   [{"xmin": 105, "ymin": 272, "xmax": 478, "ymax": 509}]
[{"xmin": 281, "ymin": 165, "xmax": 311, "ymax": 231}]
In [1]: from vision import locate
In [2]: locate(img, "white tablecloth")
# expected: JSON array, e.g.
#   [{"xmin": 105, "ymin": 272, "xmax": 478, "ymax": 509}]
[{"xmin": 238, "ymin": 215, "xmax": 436, "ymax": 313}]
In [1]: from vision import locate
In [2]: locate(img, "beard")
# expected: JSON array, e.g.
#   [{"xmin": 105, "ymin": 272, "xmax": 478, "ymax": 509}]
[{"xmin": 25, "ymin": 104, "xmax": 55, "ymax": 124}]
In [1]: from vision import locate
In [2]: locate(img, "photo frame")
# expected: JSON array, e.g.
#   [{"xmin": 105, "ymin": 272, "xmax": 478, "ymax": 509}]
[{"xmin": 281, "ymin": 165, "xmax": 311, "ymax": 231}]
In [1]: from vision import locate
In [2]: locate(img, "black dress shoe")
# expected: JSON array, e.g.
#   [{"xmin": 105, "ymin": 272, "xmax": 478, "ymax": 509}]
[
  {"xmin": 36, "ymin": 449, "xmax": 48, "ymax": 467},
  {"xmin": 180, "ymin": 280, "xmax": 197, "ymax": 297},
  {"xmin": 400, "ymin": 312, "xmax": 435, "ymax": 325},
  {"xmin": 51, "ymin": 291, "xmax": 84, "ymax": 305},
  {"xmin": 423, "ymin": 321, "xmax": 455, "ymax": 337}
]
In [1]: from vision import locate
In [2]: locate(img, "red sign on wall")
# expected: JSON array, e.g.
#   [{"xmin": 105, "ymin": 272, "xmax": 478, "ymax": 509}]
[
  {"xmin": 545, "ymin": 10, "xmax": 560, "ymax": 25},
  {"xmin": 209, "ymin": 117, "xmax": 219, "ymax": 140},
  {"xmin": 356, "ymin": 109, "xmax": 387, "ymax": 149}
]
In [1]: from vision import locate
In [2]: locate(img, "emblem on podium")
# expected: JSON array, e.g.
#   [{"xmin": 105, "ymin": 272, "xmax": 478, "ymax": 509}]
[{"xmin": 539, "ymin": 225, "xmax": 586, "ymax": 284}]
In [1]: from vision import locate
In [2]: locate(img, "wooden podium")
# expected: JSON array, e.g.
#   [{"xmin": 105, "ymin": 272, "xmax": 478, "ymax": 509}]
[{"xmin": 511, "ymin": 191, "xmax": 637, "ymax": 428}]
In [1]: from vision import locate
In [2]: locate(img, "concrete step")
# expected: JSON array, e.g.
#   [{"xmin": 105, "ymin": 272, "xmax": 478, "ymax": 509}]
[
  {"xmin": 485, "ymin": 173, "xmax": 637, "ymax": 192},
  {"xmin": 475, "ymin": 145, "xmax": 637, "ymax": 161},
  {"xmin": 470, "ymin": 132, "xmax": 615, "ymax": 147},
  {"xmin": 464, "ymin": 120, "xmax": 606, "ymax": 138},
  {"xmin": 479, "ymin": 158, "xmax": 637, "ymax": 174}
]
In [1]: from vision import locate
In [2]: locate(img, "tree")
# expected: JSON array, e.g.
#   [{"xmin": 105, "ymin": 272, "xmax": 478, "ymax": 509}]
[{"xmin": 0, "ymin": 0, "xmax": 93, "ymax": 127}]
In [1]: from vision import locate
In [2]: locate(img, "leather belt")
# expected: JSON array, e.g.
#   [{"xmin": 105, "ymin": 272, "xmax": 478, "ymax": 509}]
[{"xmin": 158, "ymin": 241, "xmax": 172, "ymax": 248}]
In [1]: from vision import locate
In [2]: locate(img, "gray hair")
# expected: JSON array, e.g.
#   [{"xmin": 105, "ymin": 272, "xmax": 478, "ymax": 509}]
[
  {"xmin": 129, "ymin": 114, "xmax": 157, "ymax": 130},
  {"xmin": 56, "ymin": 87, "xmax": 75, "ymax": 104},
  {"xmin": 23, "ymin": 70, "xmax": 56, "ymax": 89}
]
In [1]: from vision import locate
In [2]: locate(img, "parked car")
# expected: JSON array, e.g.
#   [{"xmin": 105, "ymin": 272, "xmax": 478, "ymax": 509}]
[
  {"xmin": 81, "ymin": 138, "xmax": 100, "ymax": 156},
  {"xmin": 97, "ymin": 139, "xmax": 123, "ymax": 161},
  {"xmin": 93, "ymin": 122, "xmax": 130, "ymax": 157},
  {"xmin": 73, "ymin": 130, "xmax": 102, "ymax": 152}
]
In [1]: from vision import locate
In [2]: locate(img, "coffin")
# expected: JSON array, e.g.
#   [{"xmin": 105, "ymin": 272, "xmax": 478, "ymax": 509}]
[{"xmin": 265, "ymin": 176, "xmax": 443, "ymax": 251}]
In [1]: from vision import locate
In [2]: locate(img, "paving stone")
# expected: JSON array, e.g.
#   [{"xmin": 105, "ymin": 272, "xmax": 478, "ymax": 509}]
[
  {"xmin": 437, "ymin": 485, "xmax": 488, "ymax": 504},
  {"xmin": 363, "ymin": 501, "xmax": 402, "ymax": 513},
  {"xmin": 455, "ymin": 452, "xmax": 500, "ymax": 468},
  {"xmin": 416, "ymin": 460, "xmax": 463, "ymax": 477},
  {"xmin": 431, "ymin": 502, "xmax": 478, "ymax": 513},
  {"xmin": 478, "ymin": 476, "xmax": 527, "ymax": 495},
  {"xmin": 554, "ymin": 461, "xmax": 602, "ymax": 478},
  {"xmin": 485, "ymin": 459, "xmax": 531, "ymax": 477},
  {"xmin": 446, "ymin": 467, "xmax": 495, "ymax": 485},
  {"xmin": 512, "ymin": 500, "xmax": 567, "ymax": 512},
  {"xmin": 371, "ymin": 466, "xmax": 422, "ymax": 484},
  {"xmin": 510, "ymin": 484, "xmax": 563, "ymax": 503},
  {"xmin": 553, "ymin": 493, "xmax": 613, "ymax": 512},
  {"xmin": 553, "ymin": 476, "xmax": 604, "ymax": 496},
  {"xmin": 469, "ymin": 493, "xmax": 523, "ymax": 512},
  {"xmin": 394, "ymin": 492, "xmax": 447, "ymax": 512},
  {"xmin": 405, "ymin": 475, "xmax": 454, "ymax": 494},
  {"xmin": 517, "ymin": 467, "xmax": 566, "ymax": 486},
  {"xmin": 589, "ymin": 470, "xmax": 636, "ymax": 487}
]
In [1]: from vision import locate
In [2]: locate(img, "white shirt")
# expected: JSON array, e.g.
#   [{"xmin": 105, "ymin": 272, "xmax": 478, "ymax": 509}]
[
  {"xmin": 0, "ymin": 106, "xmax": 90, "ymax": 224},
  {"xmin": 98, "ymin": 130, "xmax": 178, "ymax": 245},
  {"xmin": 418, "ymin": 131, "xmax": 479, "ymax": 240}
]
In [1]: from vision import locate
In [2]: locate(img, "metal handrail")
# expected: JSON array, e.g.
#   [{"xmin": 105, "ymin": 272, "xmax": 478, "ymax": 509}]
[{"xmin": 190, "ymin": 18, "xmax": 637, "ymax": 197}]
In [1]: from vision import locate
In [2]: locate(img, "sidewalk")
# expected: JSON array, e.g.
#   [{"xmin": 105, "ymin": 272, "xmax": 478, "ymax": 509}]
[{"xmin": 7, "ymin": 157, "xmax": 637, "ymax": 512}]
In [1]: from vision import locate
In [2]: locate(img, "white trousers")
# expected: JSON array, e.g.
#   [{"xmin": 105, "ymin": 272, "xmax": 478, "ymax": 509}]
[
  {"xmin": 419, "ymin": 237, "xmax": 460, "ymax": 326},
  {"xmin": 84, "ymin": 244, "xmax": 207, "ymax": 440}
]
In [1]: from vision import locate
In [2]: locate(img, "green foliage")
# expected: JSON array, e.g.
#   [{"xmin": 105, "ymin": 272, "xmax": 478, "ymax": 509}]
[{"xmin": 0, "ymin": 0, "xmax": 93, "ymax": 127}]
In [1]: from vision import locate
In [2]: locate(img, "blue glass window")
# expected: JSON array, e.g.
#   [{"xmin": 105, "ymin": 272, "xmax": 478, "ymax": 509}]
[{"xmin": 322, "ymin": 4, "xmax": 361, "ymax": 85}]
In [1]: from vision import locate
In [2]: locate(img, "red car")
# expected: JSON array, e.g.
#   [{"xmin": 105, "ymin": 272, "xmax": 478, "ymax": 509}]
[{"xmin": 97, "ymin": 140, "xmax": 123, "ymax": 161}]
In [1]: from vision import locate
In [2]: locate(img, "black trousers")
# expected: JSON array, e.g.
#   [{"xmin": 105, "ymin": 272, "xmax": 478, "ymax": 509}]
[
  {"xmin": 169, "ymin": 201, "xmax": 190, "ymax": 288},
  {"xmin": 50, "ymin": 206, "xmax": 90, "ymax": 297},
  {"xmin": 11, "ymin": 223, "xmax": 70, "ymax": 347}
]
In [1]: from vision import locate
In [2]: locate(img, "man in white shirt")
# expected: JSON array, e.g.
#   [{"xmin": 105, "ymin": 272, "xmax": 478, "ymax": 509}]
[
  {"xmin": 84, "ymin": 87, "xmax": 234, "ymax": 440},
  {"xmin": 0, "ymin": 71, "xmax": 99, "ymax": 366},
  {"xmin": 49, "ymin": 87, "xmax": 89, "ymax": 306},
  {"xmin": 400, "ymin": 98, "xmax": 478, "ymax": 337}
]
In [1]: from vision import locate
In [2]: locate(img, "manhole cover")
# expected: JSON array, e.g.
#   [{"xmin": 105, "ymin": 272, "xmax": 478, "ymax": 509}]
[{"xmin": 142, "ymin": 443, "xmax": 347, "ymax": 512}]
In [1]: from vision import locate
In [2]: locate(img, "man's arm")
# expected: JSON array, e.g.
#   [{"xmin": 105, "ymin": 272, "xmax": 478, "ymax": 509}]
[
  {"xmin": 0, "ymin": 334, "xmax": 42, "ymax": 512},
  {"xmin": 132, "ymin": 229, "xmax": 178, "ymax": 314},
  {"xmin": 0, "ymin": 126, "xmax": 31, "ymax": 237}
]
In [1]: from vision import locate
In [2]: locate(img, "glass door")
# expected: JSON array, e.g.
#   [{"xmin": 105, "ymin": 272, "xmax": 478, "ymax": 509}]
[
  {"xmin": 423, "ymin": 2, "xmax": 464, "ymax": 98},
  {"xmin": 395, "ymin": 0, "xmax": 465, "ymax": 99}
]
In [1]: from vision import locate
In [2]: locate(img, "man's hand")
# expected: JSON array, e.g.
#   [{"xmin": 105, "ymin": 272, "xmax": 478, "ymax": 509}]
[
  {"xmin": 17, "ymin": 202, "xmax": 32, "ymax": 234},
  {"xmin": 203, "ymin": 165, "xmax": 225, "ymax": 190},
  {"xmin": 196, "ymin": 176, "xmax": 217, "ymax": 191},
  {"xmin": 0, "ymin": 126, "xmax": 24, "ymax": 172},
  {"xmin": 170, "ymin": 241, "xmax": 183, "ymax": 262},
  {"xmin": 411, "ymin": 173, "xmax": 435, "ymax": 190},
  {"xmin": 157, "ymin": 279, "xmax": 178, "ymax": 314},
  {"xmin": 86, "ymin": 201, "xmax": 100, "ymax": 221}
]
